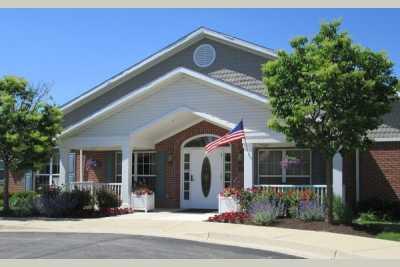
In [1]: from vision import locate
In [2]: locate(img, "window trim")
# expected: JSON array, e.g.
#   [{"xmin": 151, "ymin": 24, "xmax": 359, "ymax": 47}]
[
  {"xmin": 257, "ymin": 148, "xmax": 312, "ymax": 184},
  {"xmin": 33, "ymin": 150, "xmax": 61, "ymax": 190},
  {"xmin": 132, "ymin": 151, "xmax": 157, "ymax": 183},
  {"xmin": 223, "ymin": 152, "xmax": 232, "ymax": 188},
  {"xmin": 115, "ymin": 151, "xmax": 122, "ymax": 183}
]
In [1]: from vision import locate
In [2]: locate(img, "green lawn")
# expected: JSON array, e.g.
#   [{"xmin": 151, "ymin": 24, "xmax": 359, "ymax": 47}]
[
  {"xmin": 377, "ymin": 231, "xmax": 400, "ymax": 241},
  {"xmin": 354, "ymin": 217, "xmax": 400, "ymax": 242}
]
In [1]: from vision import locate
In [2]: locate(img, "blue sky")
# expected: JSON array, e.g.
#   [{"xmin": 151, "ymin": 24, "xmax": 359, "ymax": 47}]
[{"xmin": 0, "ymin": 9, "xmax": 399, "ymax": 105}]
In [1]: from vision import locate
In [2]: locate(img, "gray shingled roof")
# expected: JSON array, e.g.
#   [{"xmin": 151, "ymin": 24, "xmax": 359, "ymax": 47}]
[
  {"xmin": 369, "ymin": 101, "xmax": 400, "ymax": 139},
  {"xmin": 208, "ymin": 70, "xmax": 400, "ymax": 140},
  {"xmin": 208, "ymin": 69, "xmax": 267, "ymax": 96}
]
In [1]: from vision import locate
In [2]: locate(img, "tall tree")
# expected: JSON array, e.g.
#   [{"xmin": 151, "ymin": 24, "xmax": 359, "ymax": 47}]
[
  {"xmin": 0, "ymin": 76, "xmax": 62, "ymax": 213},
  {"xmin": 263, "ymin": 20, "xmax": 399, "ymax": 223}
]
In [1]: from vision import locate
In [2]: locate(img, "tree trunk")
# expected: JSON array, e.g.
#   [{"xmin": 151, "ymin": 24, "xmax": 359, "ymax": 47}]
[
  {"xmin": 325, "ymin": 156, "xmax": 334, "ymax": 224},
  {"xmin": 2, "ymin": 163, "xmax": 10, "ymax": 214}
]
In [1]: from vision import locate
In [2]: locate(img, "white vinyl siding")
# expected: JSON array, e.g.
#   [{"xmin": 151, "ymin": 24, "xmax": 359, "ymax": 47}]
[{"xmin": 73, "ymin": 77, "xmax": 282, "ymax": 143}]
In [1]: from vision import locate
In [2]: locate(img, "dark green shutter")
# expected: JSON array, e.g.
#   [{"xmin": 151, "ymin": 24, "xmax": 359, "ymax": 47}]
[
  {"xmin": 155, "ymin": 152, "xmax": 167, "ymax": 201},
  {"xmin": 105, "ymin": 152, "xmax": 115, "ymax": 183},
  {"xmin": 24, "ymin": 170, "xmax": 33, "ymax": 191}
]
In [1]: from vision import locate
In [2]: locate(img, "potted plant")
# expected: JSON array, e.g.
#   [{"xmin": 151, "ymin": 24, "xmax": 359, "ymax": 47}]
[
  {"xmin": 131, "ymin": 184, "xmax": 155, "ymax": 212},
  {"xmin": 218, "ymin": 187, "xmax": 241, "ymax": 214}
]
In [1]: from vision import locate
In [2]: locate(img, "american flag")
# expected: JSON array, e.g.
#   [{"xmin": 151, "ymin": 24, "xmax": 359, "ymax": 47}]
[{"xmin": 205, "ymin": 120, "xmax": 245, "ymax": 153}]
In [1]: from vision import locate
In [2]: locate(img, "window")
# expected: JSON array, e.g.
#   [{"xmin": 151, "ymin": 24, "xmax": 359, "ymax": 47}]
[
  {"xmin": 184, "ymin": 136, "xmax": 229, "ymax": 148},
  {"xmin": 223, "ymin": 153, "xmax": 232, "ymax": 187},
  {"xmin": 34, "ymin": 149, "xmax": 60, "ymax": 190},
  {"xmin": 133, "ymin": 151, "xmax": 156, "ymax": 190},
  {"xmin": 286, "ymin": 150, "xmax": 311, "ymax": 177},
  {"xmin": 114, "ymin": 151, "xmax": 157, "ymax": 188},
  {"xmin": 135, "ymin": 152, "xmax": 156, "ymax": 177},
  {"xmin": 183, "ymin": 153, "xmax": 191, "ymax": 200},
  {"xmin": 259, "ymin": 150, "xmax": 282, "ymax": 178},
  {"xmin": 258, "ymin": 149, "xmax": 311, "ymax": 184}
]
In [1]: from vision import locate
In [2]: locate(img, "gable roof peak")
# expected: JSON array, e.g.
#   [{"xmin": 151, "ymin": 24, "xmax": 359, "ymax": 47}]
[{"xmin": 61, "ymin": 27, "xmax": 276, "ymax": 114}]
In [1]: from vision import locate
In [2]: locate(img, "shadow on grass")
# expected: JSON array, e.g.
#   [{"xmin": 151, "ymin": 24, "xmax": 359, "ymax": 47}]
[
  {"xmin": 352, "ymin": 221, "xmax": 400, "ymax": 235},
  {"xmin": 0, "ymin": 210, "xmax": 113, "ymax": 222}
]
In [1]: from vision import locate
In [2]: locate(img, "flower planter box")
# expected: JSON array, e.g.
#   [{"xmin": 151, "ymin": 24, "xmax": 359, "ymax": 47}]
[
  {"xmin": 218, "ymin": 196, "xmax": 241, "ymax": 214},
  {"xmin": 131, "ymin": 193, "xmax": 155, "ymax": 212}
]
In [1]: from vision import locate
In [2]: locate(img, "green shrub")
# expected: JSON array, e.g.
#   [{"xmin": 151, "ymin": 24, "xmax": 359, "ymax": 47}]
[
  {"xmin": 70, "ymin": 189, "xmax": 94, "ymax": 210},
  {"xmin": 357, "ymin": 198, "xmax": 400, "ymax": 221},
  {"xmin": 358, "ymin": 211, "xmax": 380, "ymax": 222},
  {"xmin": 253, "ymin": 211, "xmax": 276, "ymax": 226},
  {"xmin": 288, "ymin": 205, "xmax": 298, "ymax": 218},
  {"xmin": 35, "ymin": 186, "xmax": 95, "ymax": 217},
  {"xmin": 9, "ymin": 191, "xmax": 39, "ymax": 217},
  {"xmin": 333, "ymin": 196, "xmax": 353, "ymax": 224},
  {"xmin": 96, "ymin": 189, "xmax": 121, "ymax": 209},
  {"xmin": 239, "ymin": 189, "xmax": 254, "ymax": 211}
]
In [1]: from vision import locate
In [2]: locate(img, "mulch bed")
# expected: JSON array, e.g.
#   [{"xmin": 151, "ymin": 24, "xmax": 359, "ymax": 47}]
[{"xmin": 268, "ymin": 218, "xmax": 375, "ymax": 238}]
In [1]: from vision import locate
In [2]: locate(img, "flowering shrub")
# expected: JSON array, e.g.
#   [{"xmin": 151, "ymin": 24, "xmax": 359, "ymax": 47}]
[
  {"xmin": 215, "ymin": 187, "xmax": 327, "ymax": 224},
  {"xmin": 248, "ymin": 198, "xmax": 285, "ymax": 223},
  {"xmin": 297, "ymin": 200, "xmax": 325, "ymax": 221},
  {"xmin": 133, "ymin": 186, "xmax": 154, "ymax": 195},
  {"xmin": 239, "ymin": 187, "xmax": 321, "ymax": 215},
  {"xmin": 208, "ymin": 212, "xmax": 249, "ymax": 223},
  {"xmin": 101, "ymin": 207, "xmax": 134, "ymax": 216},
  {"xmin": 220, "ymin": 187, "xmax": 241, "ymax": 199}
]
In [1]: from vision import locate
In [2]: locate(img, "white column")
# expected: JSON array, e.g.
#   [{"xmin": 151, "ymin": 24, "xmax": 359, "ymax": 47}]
[
  {"xmin": 243, "ymin": 142, "xmax": 254, "ymax": 189},
  {"xmin": 59, "ymin": 147, "xmax": 69, "ymax": 188},
  {"xmin": 121, "ymin": 145, "xmax": 133, "ymax": 207},
  {"xmin": 332, "ymin": 152, "xmax": 343, "ymax": 201}
]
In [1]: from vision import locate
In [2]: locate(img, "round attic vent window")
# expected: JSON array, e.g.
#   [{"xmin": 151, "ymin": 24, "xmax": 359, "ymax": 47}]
[{"xmin": 193, "ymin": 44, "xmax": 216, "ymax": 68}]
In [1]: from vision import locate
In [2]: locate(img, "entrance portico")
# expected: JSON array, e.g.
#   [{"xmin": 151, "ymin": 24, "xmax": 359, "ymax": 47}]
[{"xmin": 58, "ymin": 108, "xmax": 245, "ymax": 209}]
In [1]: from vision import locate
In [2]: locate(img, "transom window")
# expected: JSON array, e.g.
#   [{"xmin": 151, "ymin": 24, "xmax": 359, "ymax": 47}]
[
  {"xmin": 184, "ymin": 136, "xmax": 228, "ymax": 148},
  {"xmin": 184, "ymin": 136, "xmax": 217, "ymax": 147},
  {"xmin": 258, "ymin": 149, "xmax": 311, "ymax": 184}
]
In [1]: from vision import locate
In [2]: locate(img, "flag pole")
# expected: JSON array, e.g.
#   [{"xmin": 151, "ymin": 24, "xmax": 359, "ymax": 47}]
[{"xmin": 242, "ymin": 119, "xmax": 252, "ymax": 160}]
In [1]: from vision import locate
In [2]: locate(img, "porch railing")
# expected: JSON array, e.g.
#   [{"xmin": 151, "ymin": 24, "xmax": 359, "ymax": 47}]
[
  {"xmin": 254, "ymin": 184, "xmax": 327, "ymax": 205},
  {"xmin": 69, "ymin": 181, "xmax": 122, "ymax": 200}
]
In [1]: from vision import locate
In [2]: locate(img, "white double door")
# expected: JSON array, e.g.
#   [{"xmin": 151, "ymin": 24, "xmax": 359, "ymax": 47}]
[{"xmin": 181, "ymin": 147, "xmax": 230, "ymax": 209}]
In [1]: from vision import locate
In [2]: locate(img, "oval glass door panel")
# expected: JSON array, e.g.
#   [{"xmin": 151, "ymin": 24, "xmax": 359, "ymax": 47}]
[{"xmin": 201, "ymin": 156, "xmax": 211, "ymax": 197}]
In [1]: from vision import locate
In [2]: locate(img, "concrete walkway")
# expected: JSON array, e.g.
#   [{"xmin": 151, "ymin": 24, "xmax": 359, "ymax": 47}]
[{"xmin": 1, "ymin": 211, "xmax": 399, "ymax": 259}]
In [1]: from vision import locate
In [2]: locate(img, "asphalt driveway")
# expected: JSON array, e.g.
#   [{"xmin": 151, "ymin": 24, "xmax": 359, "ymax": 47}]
[{"xmin": 0, "ymin": 232, "xmax": 299, "ymax": 259}]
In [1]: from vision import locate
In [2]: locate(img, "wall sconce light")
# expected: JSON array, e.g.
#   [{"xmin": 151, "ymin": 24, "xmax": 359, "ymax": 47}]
[
  {"xmin": 167, "ymin": 153, "xmax": 173, "ymax": 163},
  {"xmin": 237, "ymin": 152, "xmax": 243, "ymax": 162}
]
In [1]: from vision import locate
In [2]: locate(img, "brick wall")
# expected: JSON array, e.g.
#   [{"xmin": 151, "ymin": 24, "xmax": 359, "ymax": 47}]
[
  {"xmin": 7, "ymin": 170, "xmax": 25, "ymax": 193},
  {"xmin": 155, "ymin": 120, "xmax": 244, "ymax": 208},
  {"xmin": 74, "ymin": 151, "xmax": 108, "ymax": 182},
  {"xmin": 359, "ymin": 142, "xmax": 400, "ymax": 202}
]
